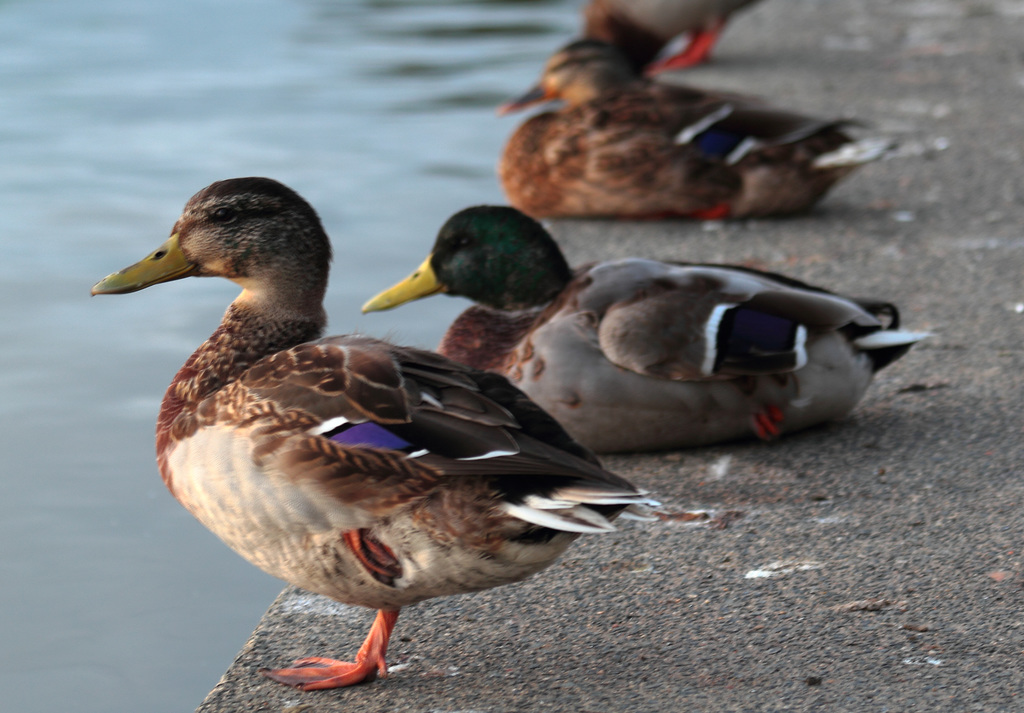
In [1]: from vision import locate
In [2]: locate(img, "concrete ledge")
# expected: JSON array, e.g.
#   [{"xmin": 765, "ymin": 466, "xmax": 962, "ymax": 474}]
[{"xmin": 198, "ymin": 1, "xmax": 1024, "ymax": 710}]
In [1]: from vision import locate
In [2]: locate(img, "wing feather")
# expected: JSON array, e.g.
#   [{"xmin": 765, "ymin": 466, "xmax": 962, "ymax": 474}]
[
  {"xmin": 226, "ymin": 335, "xmax": 640, "ymax": 521},
  {"xmin": 574, "ymin": 259, "xmax": 886, "ymax": 380}
]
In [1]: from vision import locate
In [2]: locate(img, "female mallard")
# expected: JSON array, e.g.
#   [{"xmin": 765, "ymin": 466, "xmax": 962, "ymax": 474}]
[
  {"xmin": 363, "ymin": 206, "xmax": 927, "ymax": 454},
  {"xmin": 91, "ymin": 178, "xmax": 654, "ymax": 690},
  {"xmin": 498, "ymin": 40, "xmax": 890, "ymax": 220},
  {"xmin": 582, "ymin": 0, "xmax": 764, "ymax": 73}
]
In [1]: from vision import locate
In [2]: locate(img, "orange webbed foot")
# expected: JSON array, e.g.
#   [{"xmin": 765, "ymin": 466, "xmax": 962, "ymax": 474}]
[
  {"xmin": 752, "ymin": 404, "xmax": 785, "ymax": 440},
  {"xmin": 260, "ymin": 608, "xmax": 400, "ymax": 691},
  {"xmin": 260, "ymin": 656, "xmax": 383, "ymax": 690}
]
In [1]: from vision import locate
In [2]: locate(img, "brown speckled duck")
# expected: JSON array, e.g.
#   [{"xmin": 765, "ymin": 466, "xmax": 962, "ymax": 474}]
[
  {"xmin": 91, "ymin": 178, "xmax": 655, "ymax": 691},
  {"xmin": 498, "ymin": 40, "xmax": 891, "ymax": 220},
  {"xmin": 363, "ymin": 206, "xmax": 928, "ymax": 454},
  {"xmin": 583, "ymin": 0, "xmax": 764, "ymax": 73}
]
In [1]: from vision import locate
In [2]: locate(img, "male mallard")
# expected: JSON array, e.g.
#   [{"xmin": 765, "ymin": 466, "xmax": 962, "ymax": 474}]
[
  {"xmin": 363, "ymin": 206, "xmax": 927, "ymax": 454},
  {"xmin": 498, "ymin": 40, "xmax": 890, "ymax": 220},
  {"xmin": 583, "ymin": 0, "xmax": 764, "ymax": 73},
  {"xmin": 91, "ymin": 178, "xmax": 654, "ymax": 690}
]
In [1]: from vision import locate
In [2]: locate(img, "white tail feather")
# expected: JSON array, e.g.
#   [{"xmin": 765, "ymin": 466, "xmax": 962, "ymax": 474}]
[
  {"xmin": 545, "ymin": 486, "xmax": 660, "ymax": 508},
  {"xmin": 813, "ymin": 137, "xmax": 894, "ymax": 169},
  {"xmin": 854, "ymin": 330, "xmax": 931, "ymax": 350},
  {"xmin": 502, "ymin": 485, "xmax": 660, "ymax": 533},
  {"xmin": 500, "ymin": 501, "xmax": 617, "ymax": 533},
  {"xmin": 522, "ymin": 494, "xmax": 576, "ymax": 510}
]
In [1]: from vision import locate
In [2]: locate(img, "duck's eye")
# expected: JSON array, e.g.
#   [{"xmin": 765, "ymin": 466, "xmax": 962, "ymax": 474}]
[{"xmin": 210, "ymin": 206, "xmax": 237, "ymax": 224}]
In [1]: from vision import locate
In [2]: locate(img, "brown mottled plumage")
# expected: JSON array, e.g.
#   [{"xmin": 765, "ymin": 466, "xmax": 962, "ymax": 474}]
[
  {"xmin": 92, "ymin": 177, "xmax": 653, "ymax": 690},
  {"xmin": 363, "ymin": 207, "xmax": 928, "ymax": 454},
  {"xmin": 583, "ymin": 0, "xmax": 764, "ymax": 73},
  {"xmin": 498, "ymin": 40, "xmax": 891, "ymax": 220},
  {"xmin": 438, "ymin": 306, "xmax": 542, "ymax": 372}
]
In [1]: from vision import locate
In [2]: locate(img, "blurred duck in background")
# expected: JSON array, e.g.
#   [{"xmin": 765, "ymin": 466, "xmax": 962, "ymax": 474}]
[
  {"xmin": 498, "ymin": 41, "xmax": 891, "ymax": 220},
  {"xmin": 582, "ymin": 0, "xmax": 765, "ymax": 73}
]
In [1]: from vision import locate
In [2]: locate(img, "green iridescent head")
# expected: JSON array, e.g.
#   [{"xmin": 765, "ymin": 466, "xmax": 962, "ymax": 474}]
[{"xmin": 363, "ymin": 206, "xmax": 572, "ymax": 313}]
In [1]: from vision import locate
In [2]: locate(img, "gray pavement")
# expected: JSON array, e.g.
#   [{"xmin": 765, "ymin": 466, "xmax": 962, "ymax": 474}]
[{"xmin": 197, "ymin": 1, "xmax": 1024, "ymax": 710}]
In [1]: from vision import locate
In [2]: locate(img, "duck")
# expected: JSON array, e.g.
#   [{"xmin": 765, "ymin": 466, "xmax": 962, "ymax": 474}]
[
  {"xmin": 91, "ymin": 177, "xmax": 656, "ymax": 691},
  {"xmin": 582, "ymin": 0, "xmax": 765, "ymax": 73},
  {"xmin": 498, "ymin": 40, "xmax": 891, "ymax": 220},
  {"xmin": 362, "ymin": 205, "xmax": 928, "ymax": 454}
]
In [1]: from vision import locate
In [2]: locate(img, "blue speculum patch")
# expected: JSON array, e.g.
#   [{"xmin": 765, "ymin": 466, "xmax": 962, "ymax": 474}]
[
  {"xmin": 725, "ymin": 308, "xmax": 798, "ymax": 355},
  {"xmin": 694, "ymin": 128, "xmax": 745, "ymax": 158},
  {"xmin": 329, "ymin": 422, "xmax": 414, "ymax": 451}
]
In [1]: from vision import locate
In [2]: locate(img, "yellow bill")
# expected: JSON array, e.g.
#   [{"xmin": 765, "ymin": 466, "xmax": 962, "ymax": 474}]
[
  {"xmin": 362, "ymin": 254, "xmax": 445, "ymax": 313},
  {"xmin": 91, "ymin": 233, "xmax": 197, "ymax": 295}
]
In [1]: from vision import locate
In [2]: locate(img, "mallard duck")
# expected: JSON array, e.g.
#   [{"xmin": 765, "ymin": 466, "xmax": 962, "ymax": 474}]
[
  {"xmin": 363, "ymin": 206, "xmax": 928, "ymax": 454},
  {"xmin": 582, "ymin": 0, "xmax": 764, "ymax": 73},
  {"xmin": 498, "ymin": 40, "xmax": 890, "ymax": 220},
  {"xmin": 91, "ymin": 178, "xmax": 655, "ymax": 690}
]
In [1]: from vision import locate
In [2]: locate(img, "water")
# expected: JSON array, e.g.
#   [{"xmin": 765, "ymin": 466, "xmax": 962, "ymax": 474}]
[{"xmin": 0, "ymin": 1, "xmax": 577, "ymax": 710}]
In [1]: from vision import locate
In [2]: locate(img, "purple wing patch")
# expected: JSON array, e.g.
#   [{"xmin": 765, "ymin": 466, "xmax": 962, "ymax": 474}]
[
  {"xmin": 329, "ymin": 422, "xmax": 414, "ymax": 451},
  {"xmin": 694, "ymin": 128, "xmax": 745, "ymax": 158},
  {"xmin": 726, "ymin": 307, "xmax": 799, "ymax": 354}
]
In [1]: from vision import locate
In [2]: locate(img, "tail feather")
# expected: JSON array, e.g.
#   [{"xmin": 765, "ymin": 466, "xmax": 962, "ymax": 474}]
[
  {"xmin": 854, "ymin": 330, "xmax": 930, "ymax": 350},
  {"xmin": 500, "ymin": 487, "xmax": 660, "ymax": 534},
  {"xmin": 855, "ymin": 329, "xmax": 929, "ymax": 372},
  {"xmin": 500, "ymin": 501, "xmax": 617, "ymax": 533},
  {"xmin": 813, "ymin": 137, "xmax": 894, "ymax": 169},
  {"xmin": 545, "ymin": 486, "xmax": 659, "ymax": 507}
]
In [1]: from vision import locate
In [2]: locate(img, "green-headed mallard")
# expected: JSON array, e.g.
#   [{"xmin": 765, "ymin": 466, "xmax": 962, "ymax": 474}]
[
  {"xmin": 363, "ymin": 206, "xmax": 927, "ymax": 454},
  {"xmin": 498, "ymin": 40, "xmax": 890, "ymax": 220},
  {"xmin": 91, "ymin": 178, "xmax": 654, "ymax": 690},
  {"xmin": 583, "ymin": 0, "xmax": 765, "ymax": 73}
]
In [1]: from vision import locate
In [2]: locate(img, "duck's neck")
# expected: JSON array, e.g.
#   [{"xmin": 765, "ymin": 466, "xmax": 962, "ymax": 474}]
[
  {"xmin": 155, "ymin": 299, "xmax": 325, "ymax": 466},
  {"xmin": 439, "ymin": 305, "xmax": 542, "ymax": 372}
]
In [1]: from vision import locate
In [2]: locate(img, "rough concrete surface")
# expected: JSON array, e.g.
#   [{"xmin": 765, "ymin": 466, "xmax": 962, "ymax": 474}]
[{"xmin": 197, "ymin": 0, "xmax": 1024, "ymax": 711}]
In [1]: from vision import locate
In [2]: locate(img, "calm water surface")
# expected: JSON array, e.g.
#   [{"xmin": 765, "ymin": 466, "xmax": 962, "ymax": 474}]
[{"xmin": 0, "ymin": 1, "xmax": 577, "ymax": 710}]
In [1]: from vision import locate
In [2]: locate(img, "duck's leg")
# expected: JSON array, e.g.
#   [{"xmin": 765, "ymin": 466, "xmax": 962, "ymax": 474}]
[
  {"xmin": 624, "ymin": 203, "xmax": 731, "ymax": 221},
  {"xmin": 686, "ymin": 203, "xmax": 732, "ymax": 221},
  {"xmin": 645, "ymin": 19, "xmax": 727, "ymax": 74},
  {"xmin": 752, "ymin": 404, "xmax": 785, "ymax": 440},
  {"xmin": 260, "ymin": 609, "xmax": 401, "ymax": 690}
]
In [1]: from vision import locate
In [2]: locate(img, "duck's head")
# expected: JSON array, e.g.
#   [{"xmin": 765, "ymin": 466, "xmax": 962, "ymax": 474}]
[
  {"xmin": 497, "ymin": 40, "xmax": 636, "ymax": 115},
  {"xmin": 91, "ymin": 177, "xmax": 332, "ymax": 312},
  {"xmin": 362, "ymin": 206, "xmax": 572, "ymax": 313}
]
